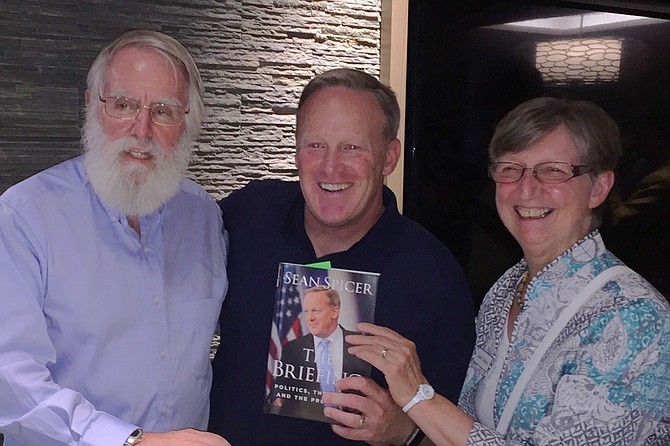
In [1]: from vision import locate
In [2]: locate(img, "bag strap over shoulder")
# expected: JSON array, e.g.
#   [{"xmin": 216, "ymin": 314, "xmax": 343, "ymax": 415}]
[{"xmin": 495, "ymin": 265, "xmax": 633, "ymax": 434}]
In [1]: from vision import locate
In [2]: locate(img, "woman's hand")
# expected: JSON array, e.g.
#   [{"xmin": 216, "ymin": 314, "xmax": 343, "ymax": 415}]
[
  {"xmin": 346, "ymin": 323, "xmax": 475, "ymax": 446},
  {"xmin": 346, "ymin": 322, "xmax": 428, "ymax": 408}
]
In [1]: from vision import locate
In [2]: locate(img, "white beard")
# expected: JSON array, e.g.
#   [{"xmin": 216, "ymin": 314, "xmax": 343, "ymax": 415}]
[{"xmin": 82, "ymin": 112, "xmax": 192, "ymax": 217}]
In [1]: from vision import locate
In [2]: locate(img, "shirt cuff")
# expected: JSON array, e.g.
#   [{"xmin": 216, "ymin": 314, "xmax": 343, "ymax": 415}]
[{"xmin": 79, "ymin": 412, "xmax": 138, "ymax": 446}]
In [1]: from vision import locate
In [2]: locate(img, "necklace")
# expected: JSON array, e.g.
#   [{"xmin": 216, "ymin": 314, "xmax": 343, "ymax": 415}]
[{"xmin": 515, "ymin": 271, "xmax": 530, "ymax": 308}]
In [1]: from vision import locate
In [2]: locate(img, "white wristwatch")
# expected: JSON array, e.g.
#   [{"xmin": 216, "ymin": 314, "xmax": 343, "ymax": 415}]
[{"xmin": 402, "ymin": 383, "xmax": 434, "ymax": 413}]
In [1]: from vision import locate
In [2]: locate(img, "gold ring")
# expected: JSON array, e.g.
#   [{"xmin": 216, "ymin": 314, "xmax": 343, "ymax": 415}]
[
  {"xmin": 381, "ymin": 347, "xmax": 388, "ymax": 358},
  {"xmin": 358, "ymin": 414, "xmax": 366, "ymax": 429}
]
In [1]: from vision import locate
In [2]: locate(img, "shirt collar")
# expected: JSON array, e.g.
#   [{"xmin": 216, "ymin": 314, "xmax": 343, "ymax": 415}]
[{"xmin": 314, "ymin": 325, "xmax": 344, "ymax": 347}]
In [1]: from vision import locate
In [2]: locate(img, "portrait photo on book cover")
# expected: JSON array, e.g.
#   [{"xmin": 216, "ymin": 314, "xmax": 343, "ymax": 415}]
[{"xmin": 264, "ymin": 262, "xmax": 379, "ymax": 423}]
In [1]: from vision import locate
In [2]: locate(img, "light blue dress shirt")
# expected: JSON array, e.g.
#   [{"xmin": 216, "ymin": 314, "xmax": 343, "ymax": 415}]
[{"xmin": 0, "ymin": 156, "xmax": 228, "ymax": 446}]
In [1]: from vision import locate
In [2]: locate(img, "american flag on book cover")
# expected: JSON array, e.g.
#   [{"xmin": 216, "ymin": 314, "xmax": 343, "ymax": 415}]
[
  {"xmin": 266, "ymin": 280, "xmax": 302, "ymax": 395},
  {"xmin": 266, "ymin": 263, "xmax": 328, "ymax": 396}
]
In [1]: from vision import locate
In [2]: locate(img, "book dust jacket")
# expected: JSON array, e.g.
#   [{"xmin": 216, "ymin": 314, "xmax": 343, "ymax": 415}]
[{"xmin": 264, "ymin": 262, "xmax": 379, "ymax": 423}]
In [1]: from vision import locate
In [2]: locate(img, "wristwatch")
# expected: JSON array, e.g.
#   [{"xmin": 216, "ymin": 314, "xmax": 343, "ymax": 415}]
[
  {"xmin": 123, "ymin": 428, "xmax": 144, "ymax": 446},
  {"xmin": 402, "ymin": 383, "xmax": 434, "ymax": 413}
]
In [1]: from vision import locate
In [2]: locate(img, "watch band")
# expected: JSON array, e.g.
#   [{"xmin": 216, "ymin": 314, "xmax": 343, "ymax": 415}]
[
  {"xmin": 123, "ymin": 428, "xmax": 144, "ymax": 446},
  {"xmin": 402, "ymin": 383, "xmax": 434, "ymax": 413},
  {"xmin": 402, "ymin": 393, "xmax": 422, "ymax": 413}
]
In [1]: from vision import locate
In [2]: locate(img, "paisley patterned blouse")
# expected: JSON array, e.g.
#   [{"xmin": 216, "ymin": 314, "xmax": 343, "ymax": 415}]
[{"xmin": 459, "ymin": 231, "xmax": 670, "ymax": 445}]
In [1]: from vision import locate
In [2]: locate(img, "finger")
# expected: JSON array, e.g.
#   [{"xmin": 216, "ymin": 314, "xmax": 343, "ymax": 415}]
[
  {"xmin": 346, "ymin": 334, "xmax": 403, "ymax": 359},
  {"xmin": 326, "ymin": 405, "xmax": 384, "ymax": 443},
  {"xmin": 322, "ymin": 387, "xmax": 371, "ymax": 413},
  {"xmin": 335, "ymin": 376, "xmax": 391, "ymax": 406},
  {"xmin": 347, "ymin": 329, "xmax": 409, "ymax": 360},
  {"xmin": 344, "ymin": 377, "xmax": 399, "ymax": 410},
  {"xmin": 356, "ymin": 322, "xmax": 402, "ymax": 338},
  {"xmin": 348, "ymin": 333, "xmax": 417, "ymax": 361},
  {"xmin": 348, "ymin": 330, "xmax": 400, "ymax": 349},
  {"xmin": 347, "ymin": 344, "xmax": 401, "ymax": 374},
  {"xmin": 346, "ymin": 334, "xmax": 401, "ymax": 355},
  {"xmin": 330, "ymin": 422, "xmax": 369, "ymax": 442},
  {"xmin": 345, "ymin": 333, "xmax": 379, "ymax": 347},
  {"xmin": 323, "ymin": 405, "xmax": 367, "ymax": 430}
]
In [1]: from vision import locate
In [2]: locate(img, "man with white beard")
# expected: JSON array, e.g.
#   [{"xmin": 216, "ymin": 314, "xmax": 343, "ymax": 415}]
[{"xmin": 0, "ymin": 30, "xmax": 231, "ymax": 446}]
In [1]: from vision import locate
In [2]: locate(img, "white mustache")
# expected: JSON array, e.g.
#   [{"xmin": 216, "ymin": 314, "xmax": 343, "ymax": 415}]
[{"xmin": 81, "ymin": 105, "xmax": 192, "ymax": 216}]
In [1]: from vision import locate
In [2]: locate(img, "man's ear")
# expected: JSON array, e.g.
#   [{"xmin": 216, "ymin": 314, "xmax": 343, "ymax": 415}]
[
  {"xmin": 589, "ymin": 170, "xmax": 615, "ymax": 209},
  {"xmin": 382, "ymin": 138, "xmax": 401, "ymax": 176}
]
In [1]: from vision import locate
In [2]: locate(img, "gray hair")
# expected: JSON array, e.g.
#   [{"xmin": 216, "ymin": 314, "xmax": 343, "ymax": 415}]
[
  {"xmin": 489, "ymin": 97, "xmax": 621, "ymax": 228},
  {"xmin": 86, "ymin": 29, "xmax": 204, "ymax": 140},
  {"xmin": 489, "ymin": 97, "xmax": 621, "ymax": 174},
  {"xmin": 297, "ymin": 68, "xmax": 400, "ymax": 142}
]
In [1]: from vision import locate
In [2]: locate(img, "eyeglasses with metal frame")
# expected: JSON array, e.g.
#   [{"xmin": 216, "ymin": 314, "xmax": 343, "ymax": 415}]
[
  {"xmin": 488, "ymin": 161, "xmax": 591, "ymax": 184},
  {"xmin": 98, "ymin": 95, "xmax": 189, "ymax": 126}
]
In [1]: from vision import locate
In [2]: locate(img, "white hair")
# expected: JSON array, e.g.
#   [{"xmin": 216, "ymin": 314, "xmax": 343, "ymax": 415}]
[
  {"xmin": 82, "ymin": 102, "xmax": 192, "ymax": 217},
  {"xmin": 86, "ymin": 30, "xmax": 204, "ymax": 141}
]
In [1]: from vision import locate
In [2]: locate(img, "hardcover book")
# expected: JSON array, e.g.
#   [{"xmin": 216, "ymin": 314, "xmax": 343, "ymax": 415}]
[{"xmin": 264, "ymin": 262, "xmax": 379, "ymax": 423}]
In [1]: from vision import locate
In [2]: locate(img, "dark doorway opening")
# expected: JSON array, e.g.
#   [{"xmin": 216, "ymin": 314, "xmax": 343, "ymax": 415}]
[{"xmin": 404, "ymin": 0, "xmax": 670, "ymax": 304}]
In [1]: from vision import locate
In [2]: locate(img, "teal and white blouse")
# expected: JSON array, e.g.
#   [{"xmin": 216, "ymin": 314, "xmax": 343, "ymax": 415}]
[{"xmin": 459, "ymin": 231, "xmax": 670, "ymax": 445}]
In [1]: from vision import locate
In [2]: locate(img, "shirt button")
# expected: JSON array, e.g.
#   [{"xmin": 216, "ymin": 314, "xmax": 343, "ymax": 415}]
[
  {"xmin": 160, "ymin": 351, "xmax": 166, "ymax": 359},
  {"xmin": 152, "ymin": 295, "xmax": 160, "ymax": 304}
]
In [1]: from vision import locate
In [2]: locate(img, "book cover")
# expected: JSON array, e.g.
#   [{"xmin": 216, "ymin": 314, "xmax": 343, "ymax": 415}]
[{"xmin": 263, "ymin": 262, "xmax": 379, "ymax": 423}]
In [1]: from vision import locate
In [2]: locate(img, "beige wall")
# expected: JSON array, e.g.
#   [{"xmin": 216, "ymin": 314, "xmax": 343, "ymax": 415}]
[{"xmin": 380, "ymin": 0, "xmax": 409, "ymax": 210}]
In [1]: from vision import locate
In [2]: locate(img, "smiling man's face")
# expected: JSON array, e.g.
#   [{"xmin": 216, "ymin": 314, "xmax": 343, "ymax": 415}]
[{"xmin": 295, "ymin": 86, "xmax": 398, "ymax": 235}]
